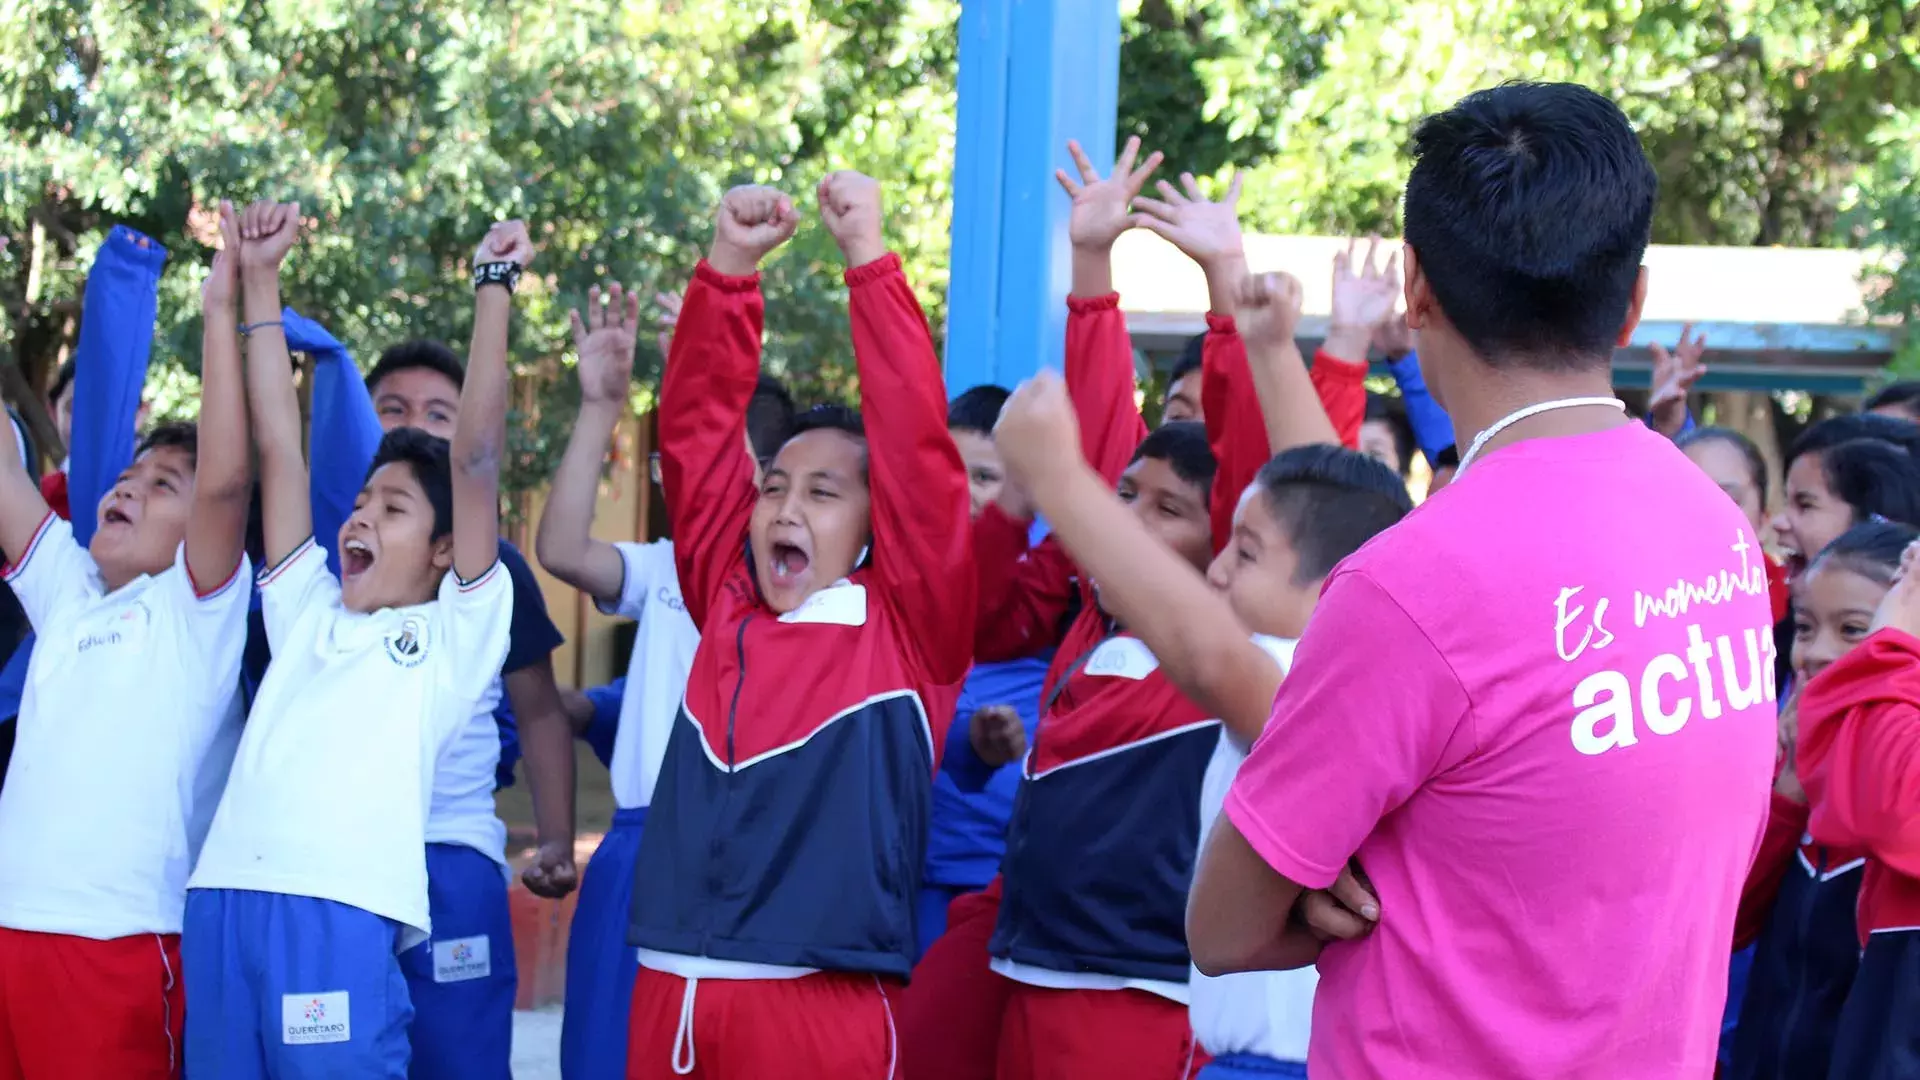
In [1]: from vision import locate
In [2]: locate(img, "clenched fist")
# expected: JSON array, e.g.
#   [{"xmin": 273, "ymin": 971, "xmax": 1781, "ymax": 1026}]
[
  {"xmin": 710, "ymin": 186, "xmax": 800, "ymax": 277},
  {"xmin": 817, "ymin": 172, "xmax": 885, "ymax": 267}
]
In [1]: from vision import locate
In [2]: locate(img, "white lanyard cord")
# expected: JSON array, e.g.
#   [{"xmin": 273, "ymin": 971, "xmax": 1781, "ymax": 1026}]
[{"xmin": 1456, "ymin": 396, "xmax": 1627, "ymax": 476}]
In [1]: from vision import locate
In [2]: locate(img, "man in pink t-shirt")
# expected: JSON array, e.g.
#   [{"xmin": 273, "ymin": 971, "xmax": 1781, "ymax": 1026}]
[{"xmin": 1187, "ymin": 82, "xmax": 1777, "ymax": 1079}]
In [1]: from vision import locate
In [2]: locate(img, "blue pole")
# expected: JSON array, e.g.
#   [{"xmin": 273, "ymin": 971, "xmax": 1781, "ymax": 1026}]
[{"xmin": 946, "ymin": 0, "xmax": 1120, "ymax": 394}]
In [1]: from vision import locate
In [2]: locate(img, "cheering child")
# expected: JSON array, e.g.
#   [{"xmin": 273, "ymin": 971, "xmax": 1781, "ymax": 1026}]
[
  {"xmin": 182, "ymin": 211, "xmax": 525, "ymax": 1079},
  {"xmin": 624, "ymin": 174, "xmax": 973, "ymax": 1079},
  {"xmin": 0, "ymin": 204, "xmax": 253, "ymax": 1080}
]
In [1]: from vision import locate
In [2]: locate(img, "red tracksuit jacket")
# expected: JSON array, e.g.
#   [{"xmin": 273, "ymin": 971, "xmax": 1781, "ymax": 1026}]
[
  {"xmin": 1795, "ymin": 628, "xmax": 1920, "ymax": 1077},
  {"xmin": 628, "ymin": 255, "xmax": 974, "ymax": 980}
]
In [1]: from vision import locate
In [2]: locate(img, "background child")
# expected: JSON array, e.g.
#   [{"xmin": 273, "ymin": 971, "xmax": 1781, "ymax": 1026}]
[
  {"xmin": 1729, "ymin": 521, "xmax": 1916, "ymax": 1080},
  {"xmin": 182, "ymin": 211, "xmax": 524, "ymax": 1079}
]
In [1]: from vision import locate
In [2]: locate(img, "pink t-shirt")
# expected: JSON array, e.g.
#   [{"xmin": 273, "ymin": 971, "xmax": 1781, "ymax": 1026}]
[{"xmin": 1224, "ymin": 421, "xmax": 1776, "ymax": 1079}]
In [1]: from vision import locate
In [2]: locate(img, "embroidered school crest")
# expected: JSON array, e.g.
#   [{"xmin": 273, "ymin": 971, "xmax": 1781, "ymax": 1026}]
[{"xmin": 384, "ymin": 615, "xmax": 430, "ymax": 668}]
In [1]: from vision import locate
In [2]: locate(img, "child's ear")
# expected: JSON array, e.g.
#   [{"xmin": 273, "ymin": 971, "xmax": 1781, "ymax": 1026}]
[{"xmin": 430, "ymin": 534, "xmax": 455, "ymax": 572}]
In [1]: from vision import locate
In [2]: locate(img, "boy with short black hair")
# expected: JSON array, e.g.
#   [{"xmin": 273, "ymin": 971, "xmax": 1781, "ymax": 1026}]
[
  {"xmin": 183, "ymin": 209, "xmax": 526, "ymax": 1079},
  {"xmin": 0, "ymin": 204, "xmax": 254, "ymax": 1079},
  {"xmin": 535, "ymin": 284, "xmax": 795, "ymax": 1080},
  {"xmin": 625, "ymin": 172, "xmax": 974, "ymax": 1078}
]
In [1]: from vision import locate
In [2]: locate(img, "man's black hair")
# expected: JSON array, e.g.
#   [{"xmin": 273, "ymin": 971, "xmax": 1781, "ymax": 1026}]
[
  {"xmin": 1864, "ymin": 381, "xmax": 1920, "ymax": 419},
  {"xmin": 1363, "ymin": 393, "xmax": 1417, "ymax": 476},
  {"xmin": 1167, "ymin": 334, "xmax": 1206, "ymax": 392},
  {"xmin": 948, "ymin": 384, "xmax": 1012, "ymax": 436},
  {"xmin": 366, "ymin": 340, "xmax": 466, "ymax": 396},
  {"xmin": 135, "ymin": 420, "xmax": 198, "ymax": 465},
  {"xmin": 1819, "ymin": 438, "xmax": 1920, "ymax": 529},
  {"xmin": 1403, "ymin": 81, "xmax": 1656, "ymax": 368},
  {"xmin": 1677, "ymin": 426, "xmax": 1770, "ymax": 509},
  {"xmin": 367, "ymin": 427, "xmax": 454, "ymax": 539},
  {"xmin": 1129, "ymin": 420, "xmax": 1215, "ymax": 493},
  {"xmin": 1813, "ymin": 519, "xmax": 1920, "ymax": 588},
  {"xmin": 748, "ymin": 375, "xmax": 797, "ymax": 464},
  {"xmin": 49, "ymin": 359, "xmax": 77, "ymax": 407},
  {"xmin": 1255, "ymin": 444, "xmax": 1414, "ymax": 584},
  {"xmin": 1786, "ymin": 413, "xmax": 1920, "ymax": 472}
]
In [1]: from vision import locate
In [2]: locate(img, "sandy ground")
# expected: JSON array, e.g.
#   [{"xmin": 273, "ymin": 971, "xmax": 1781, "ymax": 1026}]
[{"xmin": 513, "ymin": 1006, "xmax": 565, "ymax": 1080}]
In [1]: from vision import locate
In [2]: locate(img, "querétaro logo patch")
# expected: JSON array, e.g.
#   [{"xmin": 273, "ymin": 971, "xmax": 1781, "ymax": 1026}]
[
  {"xmin": 282, "ymin": 991, "xmax": 350, "ymax": 1045},
  {"xmin": 384, "ymin": 615, "xmax": 429, "ymax": 668}
]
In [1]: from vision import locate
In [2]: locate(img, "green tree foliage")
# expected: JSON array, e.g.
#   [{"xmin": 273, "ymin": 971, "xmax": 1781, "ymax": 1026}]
[
  {"xmin": 4, "ymin": 0, "xmax": 1915, "ymax": 492},
  {"xmin": 1, "ymin": 0, "xmax": 958, "ymax": 491}
]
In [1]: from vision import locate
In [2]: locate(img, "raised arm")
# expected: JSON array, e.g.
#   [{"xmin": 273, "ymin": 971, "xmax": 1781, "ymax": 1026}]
[
  {"xmin": 68, "ymin": 226, "xmax": 168, "ymax": 547},
  {"xmin": 535, "ymin": 284, "xmax": 641, "ymax": 604},
  {"xmin": 236, "ymin": 200, "xmax": 311, "ymax": 568},
  {"xmin": 294, "ymin": 308, "xmax": 382, "ymax": 573},
  {"xmin": 185, "ymin": 203, "xmax": 252, "ymax": 592},
  {"xmin": 660, "ymin": 186, "xmax": 798, "ymax": 628},
  {"xmin": 1060, "ymin": 138, "xmax": 1160, "ymax": 480},
  {"xmin": 0, "ymin": 397, "xmax": 51, "ymax": 563},
  {"xmin": 452, "ymin": 221, "xmax": 533, "ymax": 584},
  {"xmin": 1233, "ymin": 272, "xmax": 1335, "ymax": 457},
  {"xmin": 995, "ymin": 372, "xmax": 1282, "ymax": 744},
  {"xmin": 1646, "ymin": 324, "xmax": 1706, "ymax": 440},
  {"xmin": 1374, "ymin": 313, "xmax": 1455, "ymax": 464},
  {"xmin": 818, "ymin": 171, "xmax": 975, "ymax": 684},
  {"xmin": 1130, "ymin": 172, "xmax": 1279, "ymax": 552}
]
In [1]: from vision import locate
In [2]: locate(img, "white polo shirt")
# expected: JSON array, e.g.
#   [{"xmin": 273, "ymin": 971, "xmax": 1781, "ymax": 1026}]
[
  {"xmin": 0, "ymin": 514, "xmax": 249, "ymax": 939},
  {"xmin": 424, "ymin": 678, "xmax": 508, "ymax": 864},
  {"xmin": 1189, "ymin": 634, "xmax": 1316, "ymax": 1064},
  {"xmin": 188, "ymin": 539, "xmax": 513, "ymax": 950},
  {"xmin": 598, "ymin": 540, "xmax": 698, "ymax": 809}
]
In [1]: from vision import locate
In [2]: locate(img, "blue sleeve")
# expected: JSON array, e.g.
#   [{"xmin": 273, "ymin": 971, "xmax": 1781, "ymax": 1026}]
[
  {"xmin": 581, "ymin": 678, "xmax": 626, "ymax": 768},
  {"xmin": 1649, "ymin": 409, "xmax": 1698, "ymax": 441},
  {"xmin": 0, "ymin": 633, "xmax": 31, "ymax": 720},
  {"xmin": 69, "ymin": 227, "xmax": 169, "ymax": 546},
  {"xmin": 1386, "ymin": 352, "xmax": 1457, "ymax": 466},
  {"xmin": 493, "ymin": 699, "xmax": 521, "ymax": 790},
  {"xmin": 497, "ymin": 540, "xmax": 564, "ymax": 676},
  {"xmin": 940, "ymin": 675, "xmax": 997, "ymax": 794},
  {"xmin": 290, "ymin": 308, "xmax": 381, "ymax": 574}
]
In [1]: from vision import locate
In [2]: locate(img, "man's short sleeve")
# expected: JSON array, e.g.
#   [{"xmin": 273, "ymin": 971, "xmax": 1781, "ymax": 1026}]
[
  {"xmin": 2, "ymin": 514, "xmax": 100, "ymax": 632},
  {"xmin": 596, "ymin": 540, "xmax": 667, "ymax": 622},
  {"xmin": 1223, "ymin": 569, "xmax": 1472, "ymax": 890},
  {"xmin": 495, "ymin": 540, "xmax": 562, "ymax": 677},
  {"xmin": 438, "ymin": 557, "xmax": 516, "ymax": 706},
  {"xmin": 256, "ymin": 538, "xmax": 340, "ymax": 651}
]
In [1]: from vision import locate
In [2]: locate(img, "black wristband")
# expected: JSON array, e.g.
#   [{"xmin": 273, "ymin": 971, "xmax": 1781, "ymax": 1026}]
[{"xmin": 472, "ymin": 261, "xmax": 523, "ymax": 293}]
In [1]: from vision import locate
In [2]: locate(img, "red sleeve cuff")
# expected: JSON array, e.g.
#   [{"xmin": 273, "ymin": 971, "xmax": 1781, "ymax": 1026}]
[
  {"xmin": 1312, "ymin": 347, "xmax": 1368, "ymax": 376},
  {"xmin": 842, "ymin": 252, "xmax": 903, "ymax": 287},
  {"xmin": 1205, "ymin": 312, "xmax": 1238, "ymax": 335},
  {"xmin": 1065, "ymin": 292, "xmax": 1121, "ymax": 314},
  {"xmin": 693, "ymin": 260, "xmax": 763, "ymax": 292}
]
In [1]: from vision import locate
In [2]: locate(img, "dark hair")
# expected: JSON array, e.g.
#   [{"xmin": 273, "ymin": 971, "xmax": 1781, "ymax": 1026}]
[
  {"xmin": 366, "ymin": 340, "xmax": 465, "ymax": 397},
  {"xmin": 1677, "ymin": 426, "xmax": 1769, "ymax": 508},
  {"xmin": 1255, "ymin": 445, "xmax": 1414, "ymax": 583},
  {"xmin": 748, "ymin": 375, "xmax": 797, "ymax": 464},
  {"xmin": 367, "ymin": 427, "xmax": 453, "ymax": 540},
  {"xmin": 1810, "ymin": 519, "xmax": 1920, "ymax": 588},
  {"xmin": 1432, "ymin": 444, "xmax": 1460, "ymax": 470},
  {"xmin": 1363, "ymin": 393, "xmax": 1416, "ymax": 476},
  {"xmin": 1403, "ymin": 82, "xmax": 1656, "ymax": 368},
  {"xmin": 1167, "ymin": 334, "xmax": 1206, "ymax": 393},
  {"xmin": 948, "ymin": 384, "xmax": 1012, "ymax": 436},
  {"xmin": 1129, "ymin": 420, "xmax": 1215, "ymax": 493},
  {"xmin": 49, "ymin": 359, "xmax": 77, "ymax": 407},
  {"xmin": 1786, "ymin": 413, "xmax": 1920, "ymax": 473},
  {"xmin": 135, "ymin": 421, "xmax": 198, "ymax": 465},
  {"xmin": 779, "ymin": 404, "xmax": 868, "ymax": 479},
  {"xmin": 1864, "ymin": 381, "xmax": 1920, "ymax": 418},
  {"xmin": 1819, "ymin": 439, "xmax": 1920, "ymax": 528}
]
